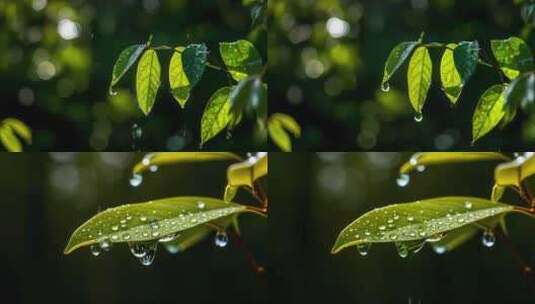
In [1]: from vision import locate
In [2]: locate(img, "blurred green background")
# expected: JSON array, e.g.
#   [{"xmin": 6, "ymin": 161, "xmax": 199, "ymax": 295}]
[
  {"xmin": 0, "ymin": 153, "xmax": 267, "ymax": 303},
  {"xmin": 1, "ymin": 0, "xmax": 266, "ymax": 151},
  {"xmin": 269, "ymin": 0, "xmax": 535, "ymax": 150},
  {"xmin": 270, "ymin": 152, "xmax": 535, "ymax": 303}
]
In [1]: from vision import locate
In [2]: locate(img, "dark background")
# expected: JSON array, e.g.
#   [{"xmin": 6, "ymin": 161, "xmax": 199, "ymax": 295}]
[
  {"xmin": 1, "ymin": 0, "xmax": 266, "ymax": 151},
  {"xmin": 0, "ymin": 153, "xmax": 267, "ymax": 303},
  {"xmin": 270, "ymin": 0, "xmax": 535, "ymax": 150},
  {"xmin": 270, "ymin": 152, "xmax": 535, "ymax": 303}
]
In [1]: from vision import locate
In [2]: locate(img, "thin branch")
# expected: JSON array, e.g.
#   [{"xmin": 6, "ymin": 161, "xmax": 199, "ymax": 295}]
[{"xmin": 228, "ymin": 229, "xmax": 267, "ymax": 288}]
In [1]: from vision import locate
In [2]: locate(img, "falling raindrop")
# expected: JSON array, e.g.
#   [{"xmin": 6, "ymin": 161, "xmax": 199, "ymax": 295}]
[
  {"xmin": 357, "ymin": 243, "xmax": 371, "ymax": 256},
  {"xmin": 396, "ymin": 174, "xmax": 410, "ymax": 187},
  {"xmin": 90, "ymin": 244, "xmax": 102, "ymax": 256},
  {"xmin": 381, "ymin": 82, "xmax": 390, "ymax": 92},
  {"xmin": 481, "ymin": 230, "xmax": 496, "ymax": 248},
  {"xmin": 138, "ymin": 242, "xmax": 158, "ymax": 266},
  {"xmin": 214, "ymin": 231, "xmax": 229, "ymax": 248},
  {"xmin": 414, "ymin": 112, "xmax": 423, "ymax": 122},
  {"xmin": 129, "ymin": 173, "xmax": 143, "ymax": 187}
]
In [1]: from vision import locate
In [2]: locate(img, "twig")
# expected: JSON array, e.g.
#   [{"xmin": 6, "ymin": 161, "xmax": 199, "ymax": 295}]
[{"xmin": 229, "ymin": 229, "xmax": 267, "ymax": 288}]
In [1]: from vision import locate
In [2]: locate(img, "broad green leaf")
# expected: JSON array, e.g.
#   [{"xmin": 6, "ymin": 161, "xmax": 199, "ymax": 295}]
[
  {"xmin": 109, "ymin": 44, "xmax": 147, "ymax": 95},
  {"xmin": 472, "ymin": 84, "xmax": 508, "ymax": 143},
  {"xmin": 331, "ymin": 197, "xmax": 515, "ymax": 254},
  {"xmin": 227, "ymin": 152, "xmax": 267, "ymax": 188},
  {"xmin": 64, "ymin": 196, "xmax": 255, "ymax": 254},
  {"xmin": 220, "ymin": 40, "xmax": 263, "ymax": 81},
  {"xmin": 453, "ymin": 41, "xmax": 479, "ymax": 86},
  {"xmin": 400, "ymin": 152, "xmax": 509, "ymax": 175},
  {"xmin": 381, "ymin": 41, "xmax": 418, "ymax": 88},
  {"xmin": 407, "ymin": 46, "xmax": 432, "ymax": 113},
  {"xmin": 2, "ymin": 118, "xmax": 31, "ymax": 144},
  {"xmin": 268, "ymin": 113, "xmax": 301, "ymax": 152},
  {"xmin": 491, "ymin": 37, "xmax": 534, "ymax": 80},
  {"xmin": 504, "ymin": 72, "xmax": 535, "ymax": 110},
  {"xmin": 495, "ymin": 153, "xmax": 535, "ymax": 187},
  {"xmin": 229, "ymin": 76, "xmax": 265, "ymax": 115},
  {"xmin": 136, "ymin": 49, "xmax": 161, "ymax": 115},
  {"xmin": 440, "ymin": 43, "xmax": 463, "ymax": 104},
  {"xmin": 169, "ymin": 47, "xmax": 190, "ymax": 108},
  {"xmin": 201, "ymin": 87, "xmax": 234, "ymax": 145},
  {"xmin": 0, "ymin": 126, "xmax": 22, "ymax": 152},
  {"xmin": 132, "ymin": 152, "xmax": 242, "ymax": 175}
]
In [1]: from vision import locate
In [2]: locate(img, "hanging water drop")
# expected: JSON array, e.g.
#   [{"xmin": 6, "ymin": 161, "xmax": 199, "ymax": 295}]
[
  {"xmin": 357, "ymin": 243, "xmax": 371, "ymax": 256},
  {"xmin": 416, "ymin": 165, "xmax": 426, "ymax": 172},
  {"xmin": 90, "ymin": 244, "xmax": 102, "ymax": 256},
  {"xmin": 138, "ymin": 242, "xmax": 158, "ymax": 266},
  {"xmin": 433, "ymin": 245, "xmax": 446, "ymax": 255},
  {"xmin": 129, "ymin": 242, "xmax": 149, "ymax": 258},
  {"xmin": 481, "ymin": 230, "xmax": 496, "ymax": 248},
  {"xmin": 396, "ymin": 174, "xmax": 410, "ymax": 187},
  {"xmin": 214, "ymin": 231, "xmax": 229, "ymax": 248},
  {"xmin": 149, "ymin": 165, "xmax": 158, "ymax": 172},
  {"xmin": 414, "ymin": 112, "xmax": 423, "ymax": 122},
  {"xmin": 99, "ymin": 239, "xmax": 111, "ymax": 252},
  {"xmin": 165, "ymin": 244, "xmax": 180, "ymax": 254},
  {"xmin": 381, "ymin": 82, "xmax": 390, "ymax": 92},
  {"xmin": 129, "ymin": 173, "xmax": 143, "ymax": 187},
  {"xmin": 395, "ymin": 242, "xmax": 409, "ymax": 258}
]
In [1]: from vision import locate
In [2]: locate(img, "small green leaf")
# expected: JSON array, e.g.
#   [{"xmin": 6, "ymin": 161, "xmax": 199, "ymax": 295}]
[
  {"xmin": 132, "ymin": 152, "xmax": 243, "ymax": 175},
  {"xmin": 136, "ymin": 49, "xmax": 161, "ymax": 115},
  {"xmin": 491, "ymin": 37, "xmax": 534, "ymax": 80},
  {"xmin": 504, "ymin": 72, "xmax": 535, "ymax": 110},
  {"xmin": 491, "ymin": 184, "xmax": 506, "ymax": 202},
  {"xmin": 224, "ymin": 185, "xmax": 239, "ymax": 202},
  {"xmin": 440, "ymin": 43, "xmax": 463, "ymax": 104},
  {"xmin": 381, "ymin": 41, "xmax": 418, "ymax": 88},
  {"xmin": 227, "ymin": 152, "xmax": 267, "ymax": 188},
  {"xmin": 220, "ymin": 40, "xmax": 263, "ymax": 81},
  {"xmin": 0, "ymin": 126, "xmax": 22, "ymax": 152},
  {"xmin": 183, "ymin": 44, "xmax": 208, "ymax": 87},
  {"xmin": 407, "ymin": 46, "xmax": 432, "ymax": 113},
  {"xmin": 268, "ymin": 113, "xmax": 301, "ymax": 152},
  {"xmin": 495, "ymin": 153, "xmax": 535, "ymax": 187},
  {"xmin": 64, "ymin": 196, "xmax": 255, "ymax": 254},
  {"xmin": 400, "ymin": 152, "xmax": 509, "ymax": 175},
  {"xmin": 2, "ymin": 118, "xmax": 31, "ymax": 144},
  {"xmin": 472, "ymin": 84, "xmax": 508, "ymax": 143},
  {"xmin": 453, "ymin": 41, "xmax": 479, "ymax": 86},
  {"xmin": 229, "ymin": 76, "xmax": 265, "ymax": 115},
  {"xmin": 201, "ymin": 87, "xmax": 234, "ymax": 145},
  {"xmin": 331, "ymin": 197, "xmax": 515, "ymax": 254},
  {"xmin": 109, "ymin": 44, "xmax": 147, "ymax": 95},
  {"xmin": 169, "ymin": 47, "xmax": 190, "ymax": 108}
]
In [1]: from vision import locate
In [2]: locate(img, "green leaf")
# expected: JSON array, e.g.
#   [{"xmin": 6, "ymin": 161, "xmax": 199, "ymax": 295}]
[
  {"xmin": 183, "ymin": 44, "xmax": 208, "ymax": 87},
  {"xmin": 331, "ymin": 197, "xmax": 515, "ymax": 254},
  {"xmin": 268, "ymin": 113, "xmax": 301, "ymax": 152},
  {"xmin": 2, "ymin": 118, "xmax": 31, "ymax": 144},
  {"xmin": 64, "ymin": 196, "xmax": 255, "ymax": 254},
  {"xmin": 229, "ymin": 76, "xmax": 266, "ymax": 115},
  {"xmin": 227, "ymin": 152, "xmax": 267, "ymax": 188},
  {"xmin": 201, "ymin": 87, "xmax": 234, "ymax": 145},
  {"xmin": 491, "ymin": 37, "xmax": 534, "ymax": 80},
  {"xmin": 0, "ymin": 126, "xmax": 22, "ymax": 152},
  {"xmin": 381, "ymin": 41, "xmax": 418, "ymax": 89},
  {"xmin": 220, "ymin": 40, "xmax": 263, "ymax": 81},
  {"xmin": 136, "ymin": 49, "xmax": 161, "ymax": 115},
  {"xmin": 440, "ymin": 43, "xmax": 463, "ymax": 104},
  {"xmin": 250, "ymin": 3, "xmax": 266, "ymax": 27},
  {"xmin": 109, "ymin": 44, "xmax": 147, "ymax": 95},
  {"xmin": 504, "ymin": 72, "xmax": 535, "ymax": 110},
  {"xmin": 495, "ymin": 153, "xmax": 535, "ymax": 187},
  {"xmin": 169, "ymin": 47, "xmax": 190, "ymax": 108},
  {"xmin": 400, "ymin": 152, "xmax": 509, "ymax": 175},
  {"xmin": 224, "ymin": 185, "xmax": 239, "ymax": 202},
  {"xmin": 132, "ymin": 152, "xmax": 243, "ymax": 175},
  {"xmin": 453, "ymin": 41, "xmax": 479, "ymax": 86},
  {"xmin": 407, "ymin": 46, "xmax": 432, "ymax": 113},
  {"xmin": 472, "ymin": 84, "xmax": 508, "ymax": 143}
]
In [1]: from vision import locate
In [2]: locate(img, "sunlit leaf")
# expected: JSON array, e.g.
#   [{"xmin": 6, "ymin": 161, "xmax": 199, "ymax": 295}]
[
  {"xmin": 331, "ymin": 197, "xmax": 515, "ymax": 254},
  {"xmin": 201, "ymin": 87, "xmax": 234, "ymax": 145},
  {"xmin": 227, "ymin": 152, "xmax": 267, "ymax": 188},
  {"xmin": 132, "ymin": 152, "xmax": 242, "ymax": 175},
  {"xmin": 491, "ymin": 184, "xmax": 506, "ymax": 202},
  {"xmin": 136, "ymin": 49, "xmax": 161, "ymax": 115},
  {"xmin": 169, "ymin": 47, "xmax": 190, "ymax": 108},
  {"xmin": 2, "ymin": 118, "xmax": 31, "ymax": 144},
  {"xmin": 504, "ymin": 72, "xmax": 535, "ymax": 110},
  {"xmin": 495, "ymin": 153, "xmax": 535, "ymax": 187},
  {"xmin": 400, "ymin": 152, "xmax": 509, "ymax": 175},
  {"xmin": 109, "ymin": 44, "xmax": 147, "ymax": 94},
  {"xmin": 381, "ymin": 41, "xmax": 419, "ymax": 88},
  {"xmin": 64, "ymin": 196, "xmax": 256, "ymax": 254},
  {"xmin": 407, "ymin": 46, "xmax": 432, "ymax": 113},
  {"xmin": 0, "ymin": 126, "xmax": 22, "ymax": 152},
  {"xmin": 491, "ymin": 37, "xmax": 534, "ymax": 80},
  {"xmin": 453, "ymin": 41, "xmax": 479, "ymax": 86},
  {"xmin": 472, "ymin": 84, "xmax": 508, "ymax": 143},
  {"xmin": 220, "ymin": 40, "xmax": 263, "ymax": 81},
  {"xmin": 224, "ymin": 185, "xmax": 239, "ymax": 202},
  {"xmin": 268, "ymin": 113, "xmax": 301, "ymax": 152},
  {"xmin": 440, "ymin": 43, "xmax": 463, "ymax": 104}
]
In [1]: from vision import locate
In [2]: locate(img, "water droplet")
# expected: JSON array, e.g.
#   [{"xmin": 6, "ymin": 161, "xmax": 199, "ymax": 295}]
[
  {"xmin": 109, "ymin": 88, "xmax": 118, "ymax": 96},
  {"xmin": 214, "ymin": 231, "xmax": 229, "ymax": 248},
  {"xmin": 381, "ymin": 82, "xmax": 390, "ymax": 92},
  {"xmin": 152, "ymin": 231, "xmax": 160, "ymax": 237},
  {"xmin": 90, "ymin": 244, "xmax": 101, "ymax": 256},
  {"xmin": 197, "ymin": 201, "xmax": 206, "ymax": 209},
  {"xmin": 99, "ymin": 239, "xmax": 111, "ymax": 251},
  {"xmin": 464, "ymin": 201, "xmax": 473, "ymax": 209},
  {"xmin": 129, "ymin": 242, "xmax": 149, "ymax": 258},
  {"xmin": 111, "ymin": 225, "xmax": 119, "ymax": 231},
  {"xmin": 138, "ymin": 242, "xmax": 158, "ymax": 266},
  {"xmin": 395, "ymin": 242, "xmax": 409, "ymax": 258},
  {"xmin": 396, "ymin": 174, "xmax": 410, "ymax": 187},
  {"xmin": 140, "ymin": 216, "xmax": 147, "ymax": 222},
  {"xmin": 165, "ymin": 244, "xmax": 180, "ymax": 254},
  {"xmin": 407, "ymin": 216, "xmax": 414, "ymax": 222},
  {"xmin": 481, "ymin": 230, "xmax": 496, "ymax": 248},
  {"xmin": 379, "ymin": 225, "xmax": 386, "ymax": 231},
  {"xmin": 416, "ymin": 165, "xmax": 426, "ymax": 172},
  {"xmin": 357, "ymin": 243, "xmax": 371, "ymax": 256},
  {"xmin": 129, "ymin": 173, "xmax": 143, "ymax": 187},
  {"xmin": 433, "ymin": 245, "xmax": 446, "ymax": 255},
  {"xmin": 158, "ymin": 234, "xmax": 177, "ymax": 243},
  {"xmin": 132, "ymin": 123, "xmax": 142, "ymax": 140},
  {"xmin": 149, "ymin": 165, "xmax": 158, "ymax": 172},
  {"xmin": 123, "ymin": 234, "xmax": 131, "ymax": 240},
  {"xmin": 414, "ymin": 112, "xmax": 423, "ymax": 122}
]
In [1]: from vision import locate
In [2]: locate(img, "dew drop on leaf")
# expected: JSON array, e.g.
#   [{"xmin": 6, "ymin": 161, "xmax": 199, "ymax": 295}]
[
  {"xmin": 214, "ymin": 231, "xmax": 229, "ymax": 248},
  {"xmin": 158, "ymin": 234, "xmax": 177, "ymax": 243},
  {"xmin": 99, "ymin": 239, "xmax": 111, "ymax": 251},
  {"xmin": 381, "ymin": 82, "xmax": 390, "ymax": 92},
  {"xmin": 357, "ymin": 243, "xmax": 371, "ymax": 256},
  {"xmin": 197, "ymin": 201, "xmax": 206, "ymax": 209},
  {"xmin": 414, "ymin": 112, "xmax": 423, "ymax": 122},
  {"xmin": 129, "ymin": 173, "xmax": 143, "ymax": 187},
  {"xmin": 396, "ymin": 174, "xmax": 410, "ymax": 187},
  {"xmin": 464, "ymin": 201, "xmax": 473, "ymax": 209},
  {"xmin": 90, "ymin": 244, "xmax": 102, "ymax": 256},
  {"xmin": 481, "ymin": 230, "xmax": 496, "ymax": 248}
]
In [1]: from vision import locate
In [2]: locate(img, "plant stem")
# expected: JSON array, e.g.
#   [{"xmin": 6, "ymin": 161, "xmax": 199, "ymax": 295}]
[{"xmin": 229, "ymin": 229, "xmax": 267, "ymax": 288}]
